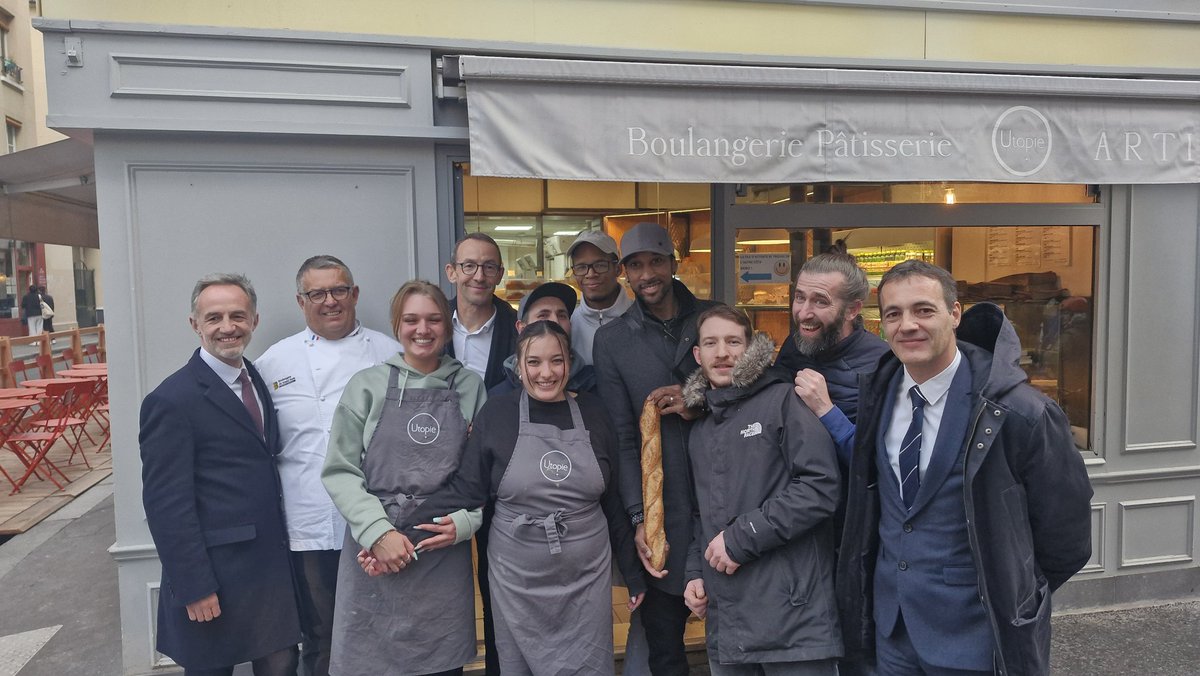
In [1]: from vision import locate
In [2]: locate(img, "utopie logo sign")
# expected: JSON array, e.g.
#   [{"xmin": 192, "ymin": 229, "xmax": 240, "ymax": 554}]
[
  {"xmin": 540, "ymin": 450, "xmax": 572, "ymax": 483},
  {"xmin": 992, "ymin": 106, "xmax": 1053, "ymax": 177},
  {"xmin": 407, "ymin": 412, "xmax": 440, "ymax": 445}
]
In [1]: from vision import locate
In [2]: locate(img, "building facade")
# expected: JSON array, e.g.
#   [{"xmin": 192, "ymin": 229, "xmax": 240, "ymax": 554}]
[{"xmin": 33, "ymin": 1, "xmax": 1200, "ymax": 672}]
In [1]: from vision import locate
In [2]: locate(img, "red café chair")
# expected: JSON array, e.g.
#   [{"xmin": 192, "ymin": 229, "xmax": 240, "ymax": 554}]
[
  {"xmin": 0, "ymin": 399, "xmax": 37, "ymax": 494},
  {"xmin": 26, "ymin": 378, "xmax": 96, "ymax": 468},
  {"xmin": 3, "ymin": 381, "xmax": 82, "ymax": 493},
  {"xmin": 35, "ymin": 354, "xmax": 56, "ymax": 379},
  {"xmin": 7, "ymin": 358, "xmax": 40, "ymax": 385},
  {"xmin": 82, "ymin": 344, "xmax": 100, "ymax": 363}
]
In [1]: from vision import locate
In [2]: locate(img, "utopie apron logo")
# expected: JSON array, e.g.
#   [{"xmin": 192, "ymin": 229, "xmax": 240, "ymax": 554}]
[
  {"xmin": 540, "ymin": 450, "xmax": 572, "ymax": 482},
  {"xmin": 991, "ymin": 106, "xmax": 1053, "ymax": 177},
  {"xmin": 407, "ymin": 412, "xmax": 441, "ymax": 445}
]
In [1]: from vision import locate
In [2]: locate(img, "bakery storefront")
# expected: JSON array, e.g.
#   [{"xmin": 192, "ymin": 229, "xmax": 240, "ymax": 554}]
[
  {"xmin": 454, "ymin": 55, "xmax": 1200, "ymax": 467},
  {"xmin": 37, "ymin": 20, "xmax": 1200, "ymax": 674}
]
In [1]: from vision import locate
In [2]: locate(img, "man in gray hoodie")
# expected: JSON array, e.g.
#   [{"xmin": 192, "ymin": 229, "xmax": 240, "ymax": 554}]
[{"xmin": 568, "ymin": 230, "xmax": 633, "ymax": 366}]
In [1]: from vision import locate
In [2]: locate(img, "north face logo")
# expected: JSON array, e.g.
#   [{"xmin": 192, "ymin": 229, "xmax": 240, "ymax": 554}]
[{"xmin": 740, "ymin": 422, "xmax": 762, "ymax": 438}]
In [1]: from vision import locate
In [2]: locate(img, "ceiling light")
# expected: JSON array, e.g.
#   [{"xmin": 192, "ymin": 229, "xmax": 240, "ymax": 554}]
[
  {"xmin": 494, "ymin": 225, "xmax": 533, "ymax": 231},
  {"xmin": 552, "ymin": 230, "xmax": 581, "ymax": 236}
]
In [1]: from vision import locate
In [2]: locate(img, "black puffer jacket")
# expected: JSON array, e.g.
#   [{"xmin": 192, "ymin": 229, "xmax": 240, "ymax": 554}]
[
  {"xmin": 774, "ymin": 327, "xmax": 889, "ymax": 425},
  {"xmin": 836, "ymin": 303, "xmax": 1093, "ymax": 676},
  {"xmin": 683, "ymin": 333, "xmax": 842, "ymax": 665}
]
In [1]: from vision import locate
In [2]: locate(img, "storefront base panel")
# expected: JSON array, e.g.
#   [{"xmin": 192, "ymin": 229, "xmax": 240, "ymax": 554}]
[{"xmin": 1056, "ymin": 566, "xmax": 1200, "ymax": 612}]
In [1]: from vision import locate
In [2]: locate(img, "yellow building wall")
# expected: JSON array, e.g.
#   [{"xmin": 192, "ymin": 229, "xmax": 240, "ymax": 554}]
[{"xmin": 40, "ymin": 0, "xmax": 1200, "ymax": 71}]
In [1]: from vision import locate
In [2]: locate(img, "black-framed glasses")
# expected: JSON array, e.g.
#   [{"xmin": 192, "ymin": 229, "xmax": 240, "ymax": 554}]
[
  {"xmin": 455, "ymin": 261, "xmax": 503, "ymax": 277},
  {"xmin": 571, "ymin": 260, "xmax": 614, "ymax": 276},
  {"xmin": 302, "ymin": 286, "xmax": 353, "ymax": 303}
]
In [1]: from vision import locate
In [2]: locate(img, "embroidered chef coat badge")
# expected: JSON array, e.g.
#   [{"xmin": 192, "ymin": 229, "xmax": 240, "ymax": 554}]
[{"xmin": 272, "ymin": 375, "xmax": 297, "ymax": 390}]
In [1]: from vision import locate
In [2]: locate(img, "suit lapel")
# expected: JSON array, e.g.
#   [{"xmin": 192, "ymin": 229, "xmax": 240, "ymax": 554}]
[
  {"xmin": 876, "ymin": 369, "xmax": 902, "ymax": 495},
  {"xmin": 189, "ymin": 350, "xmax": 269, "ymax": 448},
  {"xmin": 908, "ymin": 358, "xmax": 973, "ymax": 515}
]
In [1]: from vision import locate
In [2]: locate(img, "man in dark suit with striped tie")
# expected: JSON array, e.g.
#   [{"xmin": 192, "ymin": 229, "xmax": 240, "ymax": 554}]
[
  {"xmin": 140, "ymin": 273, "xmax": 301, "ymax": 675},
  {"xmin": 837, "ymin": 260, "xmax": 1092, "ymax": 676}
]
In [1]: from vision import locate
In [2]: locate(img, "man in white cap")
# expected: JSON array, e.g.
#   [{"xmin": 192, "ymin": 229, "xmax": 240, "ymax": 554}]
[{"xmin": 568, "ymin": 229, "xmax": 633, "ymax": 366}]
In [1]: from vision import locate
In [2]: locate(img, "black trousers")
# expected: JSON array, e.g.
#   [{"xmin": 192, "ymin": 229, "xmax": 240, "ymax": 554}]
[
  {"xmin": 640, "ymin": 584, "xmax": 692, "ymax": 676},
  {"xmin": 183, "ymin": 646, "xmax": 299, "ymax": 676},
  {"xmin": 291, "ymin": 549, "xmax": 340, "ymax": 676},
  {"xmin": 476, "ymin": 503, "xmax": 500, "ymax": 675}
]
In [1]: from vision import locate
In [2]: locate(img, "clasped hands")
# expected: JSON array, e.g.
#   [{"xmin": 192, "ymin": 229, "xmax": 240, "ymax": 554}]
[
  {"xmin": 683, "ymin": 530, "xmax": 739, "ymax": 620},
  {"xmin": 357, "ymin": 514, "xmax": 458, "ymax": 576}
]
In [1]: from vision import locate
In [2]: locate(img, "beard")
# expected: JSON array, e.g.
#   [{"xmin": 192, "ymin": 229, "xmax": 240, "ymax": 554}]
[{"xmin": 793, "ymin": 305, "xmax": 849, "ymax": 357}]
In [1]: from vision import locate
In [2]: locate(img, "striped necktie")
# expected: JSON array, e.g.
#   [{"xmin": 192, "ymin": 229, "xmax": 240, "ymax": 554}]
[{"xmin": 900, "ymin": 385, "xmax": 927, "ymax": 510}]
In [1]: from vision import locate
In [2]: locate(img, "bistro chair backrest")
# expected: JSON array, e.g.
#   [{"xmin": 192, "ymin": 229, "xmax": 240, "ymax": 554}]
[{"xmin": 7, "ymin": 359, "xmax": 38, "ymax": 385}]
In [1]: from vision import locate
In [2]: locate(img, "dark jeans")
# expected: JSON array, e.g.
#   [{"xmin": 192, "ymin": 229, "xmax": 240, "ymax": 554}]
[
  {"xmin": 183, "ymin": 645, "xmax": 299, "ymax": 676},
  {"xmin": 291, "ymin": 549, "xmax": 340, "ymax": 676},
  {"xmin": 640, "ymin": 584, "xmax": 692, "ymax": 676},
  {"xmin": 476, "ymin": 503, "xmax": 499, "ymax": 675}
]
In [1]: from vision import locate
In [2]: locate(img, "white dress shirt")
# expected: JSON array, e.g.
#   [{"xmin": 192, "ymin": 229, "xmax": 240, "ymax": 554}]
[
  {"xmin": 884, "ymin": 349, "xmax": 963, "ymax": 500},
  {"xmin": 256, "ymin": 322, "xmax": 402, "ymax": 551},
  {"xmin": 452, "ymin": 308, "xmax": 497, "ymax": 381},
  {"xmin": 198, "ymin": 347, "xmax": 265, "ymax": 424}
]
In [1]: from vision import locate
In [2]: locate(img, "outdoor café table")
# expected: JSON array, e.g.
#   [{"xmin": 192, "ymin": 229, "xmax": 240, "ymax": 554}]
[
  {"xmin": 68, "ymin": 363, "xmax": 107, "ymax": 371},
  {"xmin": 21, "ymin": 378, "xmax": 90, "ymax": 388},
  {"xmin": 0, "ymin": 387, "xmax": 43, "ymax": 399},
  {"xmin": 59, "ymin": 369, "xmax": 108, "ymax": 379}
]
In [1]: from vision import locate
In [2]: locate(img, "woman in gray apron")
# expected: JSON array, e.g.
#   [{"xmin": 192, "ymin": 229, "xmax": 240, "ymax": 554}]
[
  {"xmin": 402, "ymin": 320, "xmax": 648, "ymax": 675},
  {"xmin": 322, "ymin": 281, "xmax": 487, "ymax": 676}
]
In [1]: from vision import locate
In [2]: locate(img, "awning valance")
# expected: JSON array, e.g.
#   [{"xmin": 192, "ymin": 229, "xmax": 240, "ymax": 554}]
[{"xmin": 457, "ymin": 56, "xmax": 1200, "ymax": 184}]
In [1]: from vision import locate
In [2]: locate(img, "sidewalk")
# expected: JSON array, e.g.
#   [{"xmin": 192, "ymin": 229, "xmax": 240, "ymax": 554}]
[{"xmin": 0, "ymin": 482, "xmax": 1197, "ymax": 675}]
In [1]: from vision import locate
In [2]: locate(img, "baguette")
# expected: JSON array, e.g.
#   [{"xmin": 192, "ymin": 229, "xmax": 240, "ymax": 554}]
[{"xmin": 640, "ymin": 400, "xmax": 667, "ymax": 571}]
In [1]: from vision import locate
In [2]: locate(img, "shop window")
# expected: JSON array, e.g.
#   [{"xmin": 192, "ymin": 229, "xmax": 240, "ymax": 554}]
[
  {"xmin": 4, "ymin": 119, "xmax": 18, "ymax": 154},
  {"xmin": 735, "ymin": 182, "xmax": 1099, "ymax": 205},
  {"xmin": 739, "ymin": 224, "xmax": 1095, "ymax": 450},
  {"xmin": 458, "ymin": 163, "xmax": 712, "ymax": 307}
]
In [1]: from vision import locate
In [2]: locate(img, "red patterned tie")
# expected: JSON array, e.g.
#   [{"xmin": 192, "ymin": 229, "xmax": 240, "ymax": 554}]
[{"xmin": 238, "ymin": 369, "xmax": 265, "ymax": 438}]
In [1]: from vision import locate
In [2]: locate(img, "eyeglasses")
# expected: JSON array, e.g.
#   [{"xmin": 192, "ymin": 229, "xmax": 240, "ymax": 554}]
[
  {"xmin": 571, "ymin": 260, "xmax": 615, "ymax": 276},
  {"xmin": 455, "ymin": 261, "xmax": 503, "ymax": 277},
  {"xmin": 301, "ymin": 286, "xmax": 352, "ymax": 303}
]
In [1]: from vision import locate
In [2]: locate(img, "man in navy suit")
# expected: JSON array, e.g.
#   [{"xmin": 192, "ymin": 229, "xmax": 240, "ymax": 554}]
[
  {"xmin": 837, "ymin": 261, "xmax": 1092, "ymax": 675},
  {"xmin": 140, "ymin": 273, "xmax": 302, "ymax": 676}
]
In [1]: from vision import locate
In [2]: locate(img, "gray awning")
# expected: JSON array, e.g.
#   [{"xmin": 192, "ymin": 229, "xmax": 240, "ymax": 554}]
[
  {"xmin": 458, "ymin": 56, "xmax": 1200, "ymax": 184},
  {"xmin": 0, "ymin": 138, "xmax": 98, "ymax": 248}
]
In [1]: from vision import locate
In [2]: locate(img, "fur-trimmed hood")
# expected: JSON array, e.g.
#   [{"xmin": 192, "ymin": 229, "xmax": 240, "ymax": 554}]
[{"xmin": 683, "ymin": 331, "xmax": 781, "ymax": 409}]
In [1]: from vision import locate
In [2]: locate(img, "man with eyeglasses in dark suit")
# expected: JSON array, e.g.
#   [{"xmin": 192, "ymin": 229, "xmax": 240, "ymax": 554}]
[
  {"xmin": 568, "ymin": 229, "xmax": 633, "ymax": 366},
  {"xmin": 445, "ymin": 232, "xmax": 517, "ymax": 392},
  {"xmin": 443, "ymin": 231, "xmax": 517, "ymax": 676}
]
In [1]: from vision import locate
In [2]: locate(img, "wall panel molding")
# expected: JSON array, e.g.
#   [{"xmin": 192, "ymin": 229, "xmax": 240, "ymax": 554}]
[
  {"xmin": 1080, "ymin": 503, "xmax": 1106, "ymax": 574},
  {"xmin": 110, "ymin": 53, "xmax": 410, "ymax": 108},
  {"xmin": 1118, "ymin": 495, "xmax": 1195, "ymax": 568}
]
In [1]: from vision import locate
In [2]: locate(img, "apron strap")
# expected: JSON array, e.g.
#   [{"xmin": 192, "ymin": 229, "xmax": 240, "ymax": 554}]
[
  {"xmin": 519, "ymin": 390, "xmax": 531, "ymax": 423},
  {"xmin": 565, "ymin": 394, "xmax": 585, "ymax": 430},
  {"xmin": 512, "ymin": 509, "xmax": 568, "ymax": 555},
  {"xmin": 519, "ymin": 391, "xmax": 586, "ymax": 430},
  {"xmin": 386, "ymin": 364, "xmax": 401, "ymax": 394}
]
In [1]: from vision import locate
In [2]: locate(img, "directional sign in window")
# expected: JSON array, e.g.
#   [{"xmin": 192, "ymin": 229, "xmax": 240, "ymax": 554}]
[{"xmin": 738, "ymin": 253, "xmax": 791, "ymax": 284}]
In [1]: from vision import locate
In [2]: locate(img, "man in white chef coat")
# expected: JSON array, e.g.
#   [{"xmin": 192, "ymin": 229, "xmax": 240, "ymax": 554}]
[{"xmin": 256, "ymin": 255, "xmax": 401, "ymax": 676}]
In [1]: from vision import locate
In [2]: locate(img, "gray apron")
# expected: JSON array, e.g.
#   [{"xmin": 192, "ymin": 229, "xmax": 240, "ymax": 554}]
[
  {"xmin": 329, "ymin": 367, "xmax": 476, "ymax": 675},
  {"xmin": 489, "ymin": 392, "xmax": 614, "ymax": 675}
]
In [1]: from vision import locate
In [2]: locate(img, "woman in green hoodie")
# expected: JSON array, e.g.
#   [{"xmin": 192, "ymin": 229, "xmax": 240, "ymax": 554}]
[{"xmin": 322, "ymin": 279, "xmax": 486, "ymax": 676}]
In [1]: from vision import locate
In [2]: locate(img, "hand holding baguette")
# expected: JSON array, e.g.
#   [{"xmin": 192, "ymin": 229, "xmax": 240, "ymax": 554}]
[{"xmin": 640, "ymin": 399, "xmax": 668, "ymax": 572}]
